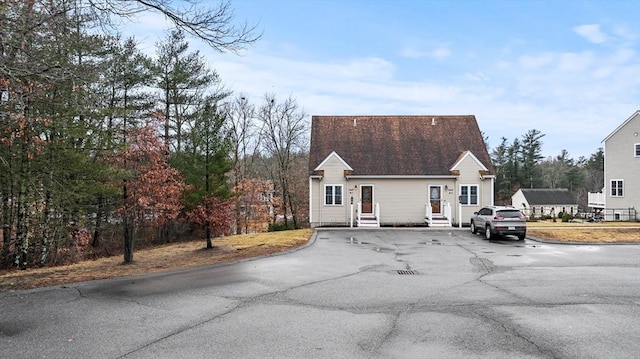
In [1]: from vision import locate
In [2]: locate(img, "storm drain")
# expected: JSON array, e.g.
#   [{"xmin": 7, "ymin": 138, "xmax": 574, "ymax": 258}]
[{"xmin": 397, "ymin": 270, "xmax": 418, "ymax": 275}]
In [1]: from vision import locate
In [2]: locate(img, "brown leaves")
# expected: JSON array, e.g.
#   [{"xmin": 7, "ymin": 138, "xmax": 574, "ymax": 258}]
[
  {"xmin": 233, "ymin": 178, "xmax": 278, "ymax": 233},
  {"xmin": 187, "ymin": 196, "xmax": 236, "ymax": 236},
  {"xmin": 106, "ymin": 121, "xmax": 188, "ymax": 226}
]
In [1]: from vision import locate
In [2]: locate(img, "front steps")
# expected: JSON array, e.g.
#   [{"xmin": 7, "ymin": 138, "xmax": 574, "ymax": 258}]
[
  {"xmin": 358, "ymin": 216, "xmax": 379, "ymax": 227},
  {"xmin": 425, "ymin": 216, "xmax": 451, "ymax": 227}
]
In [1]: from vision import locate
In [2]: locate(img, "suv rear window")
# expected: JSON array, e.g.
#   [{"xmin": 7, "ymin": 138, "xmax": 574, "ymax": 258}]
[{"xmin": 497, "ymin": 210, "xmax": 522, "ymax": 218}]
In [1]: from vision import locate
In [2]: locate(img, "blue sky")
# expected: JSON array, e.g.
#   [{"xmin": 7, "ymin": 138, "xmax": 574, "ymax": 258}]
[{"xmin": 131, "ymin": 0, "xmax": 640, "ymax": 159}]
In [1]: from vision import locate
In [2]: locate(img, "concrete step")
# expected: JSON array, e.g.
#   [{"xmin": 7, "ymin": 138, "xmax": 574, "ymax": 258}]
[
  {"xmin": 358, "ymin": 218, "xmax": 379, "ymax": 227},
  {"xmin": 425, "ymin": 217, "xmax": 451, "ymax": 227}
]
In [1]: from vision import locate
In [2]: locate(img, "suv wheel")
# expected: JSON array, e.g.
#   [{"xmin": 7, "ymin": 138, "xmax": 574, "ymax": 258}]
[
  {"xmin": 485, "ymin": 226, "xmax": 493, "ymax": 240},
  {"xmin": 518, "ymin": 233, "xmax": 526, "ymax": 241},
  {"xmin": 470, "ymin": 221, "xmax": 477, "ymax": 234}
]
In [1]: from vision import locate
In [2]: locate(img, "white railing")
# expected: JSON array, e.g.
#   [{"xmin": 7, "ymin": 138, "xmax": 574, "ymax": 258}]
[
  {"xmin": 356, "ymin": 201, "xmax": 380, "ymax": 227},
  {"xmin": 425, "ymin": 202, "xmax": 452, "ymax": 227},
  {"xmin": 443, "ymin": 202, "xmax": 452, "ymax": 225},
  {"xmin": 588, "ymin": 192, "xmax": 605, "ymax": 208}
]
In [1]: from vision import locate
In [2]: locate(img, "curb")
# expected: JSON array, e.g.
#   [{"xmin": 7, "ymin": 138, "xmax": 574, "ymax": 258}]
[{"xmin": 526, "ymin": 235, "xmax": 640, "ymax": 246}]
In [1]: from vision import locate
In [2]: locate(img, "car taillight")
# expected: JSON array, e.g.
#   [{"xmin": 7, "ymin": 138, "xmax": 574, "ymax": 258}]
[
  {"xmin": 519, "ymin": 214, "xmax": 525, "ymax": 220},
  {"xmin": 494, "ymin": 215, "xmax": 504, "ymax": 220}
]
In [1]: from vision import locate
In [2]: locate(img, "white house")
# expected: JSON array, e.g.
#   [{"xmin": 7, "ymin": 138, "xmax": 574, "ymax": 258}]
[
  {"xmin": 512, "ymin": 188, "xmax": 578, "ymax": 219},
  {"xmin": 588, "ymin": 110, "xmax": 640, "ymax": 221},
  {"xmin": 308, "ymin": 115, "xmax": 495, "ymax": 228}
]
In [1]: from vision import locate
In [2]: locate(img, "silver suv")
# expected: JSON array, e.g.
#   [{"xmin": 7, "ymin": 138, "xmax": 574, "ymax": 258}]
[{"xmin": 470, "ymin": 206, "xmax": 527, "ymax": 240}]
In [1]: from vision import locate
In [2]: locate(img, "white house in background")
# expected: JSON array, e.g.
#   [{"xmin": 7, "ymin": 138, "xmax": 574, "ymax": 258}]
[
  {"xmin": 588, "ymin": 110, "xmax": 640, "ymax": 221},
  {"xmin": 512, "ymin": 188, "xmax": 578, "ymax": 219},
  {"xmin": 308, "ymin": 115, "xmax": 495, "ymax": 228}
]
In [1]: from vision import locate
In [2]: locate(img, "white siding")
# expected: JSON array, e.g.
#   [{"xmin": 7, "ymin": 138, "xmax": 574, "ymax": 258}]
[
  {"xmin": 310, "ymin": 155, "xmax": 350, "ymax": 226},
  {"xmin": 352, "ymin": 179, "xmax": 432, "ymax": 225},
  {"xmin": 310, "ymin": 151, "xmax": 493, "ymax": 227},
  {"xmin": 604, "ymin": 112, "xmax": 640, "ymax": 215},
  {"xmin": 512, "ymin": 189, "xmax": 527, "ymax": 211},
  {"xmin": 452, "ymin": 153, "xmax": 493, "ymax": 224}
]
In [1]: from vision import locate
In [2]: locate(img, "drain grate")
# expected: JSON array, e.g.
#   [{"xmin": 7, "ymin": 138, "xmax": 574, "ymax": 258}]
[{"xmin": 397, "ymin": 270, "xmax": 417, "ymax": 275}]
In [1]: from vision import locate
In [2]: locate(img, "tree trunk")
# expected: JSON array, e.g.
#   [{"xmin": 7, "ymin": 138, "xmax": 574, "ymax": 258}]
[
  {"xmin": 206, "ymin": 222, "xmax": 212, "ymax": 249},
  {"xmin": 2, "ymin": 195, "xmax": 13, "ymax": 268},
  {"xmin": 287, "ymin": 191, "xmax": 298, "ymax": 229},
  {"xmin": 123, "ymin": 215, "xmax": 134, "ymax": 263},
  {"xmin": 92, "ymin": 194, "xmax": 104, "ymax": 247},
  {"xmin": 122, "ymin": 181, "xmax": 135, "ymax": 263},
  {"xmin": 39, "ymin": 190, "xmax": 52, "ymax": 267},
  {"xmin": 14, "ymin": 184, "xmax": 27, "ymax": 269}
]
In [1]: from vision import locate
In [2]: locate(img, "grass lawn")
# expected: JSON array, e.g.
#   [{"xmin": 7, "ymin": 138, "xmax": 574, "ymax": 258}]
[
  {"xmin": 1, "ymin": 224, "xmax": 637, "ymax": 291},
  {"xmin": 527, "ymin": 221, "xmax": 639, "ymax": 243}
]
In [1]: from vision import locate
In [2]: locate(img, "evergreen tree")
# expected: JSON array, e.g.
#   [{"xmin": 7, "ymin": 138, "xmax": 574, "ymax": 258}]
[
  {"xmin": 491, "ymin": 137, "xmax": 511, "ymax": 203},
  {"xmin": 520, "ymin": 129, "xmax": 545, "ymax": 188},
  {"xmin": 153, "ymin": 30, "xmax": 227, "ymax": 153},
  {"xmin": 177, "ymin": 100, "xmax": 234, "ymax": 248}
]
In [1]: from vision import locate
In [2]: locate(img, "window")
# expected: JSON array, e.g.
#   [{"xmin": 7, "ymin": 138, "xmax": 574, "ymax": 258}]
[
  {"xmin": 460, "ymin": 185, "xmax": 478, "ymax": 205},
  {"xmin": 611, "ymin": 180, "xmax": 623, "ymax": 197},
  {"xmin": 635, "ymin": 143, "xmax": 640, "ymax": 157},
  {"xmin": 324, "ymin": 185, "xmax": 343, "ymax": 205}
]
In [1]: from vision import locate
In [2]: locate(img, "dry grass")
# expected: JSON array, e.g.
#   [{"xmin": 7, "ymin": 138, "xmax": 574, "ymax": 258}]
[
  {"xmin": 527, "ymin": 221, "xmax": 640, "ymax": 243},
  {"xmin": 0, "ymin": 229, "xmax": 314, "ymax": 292}
]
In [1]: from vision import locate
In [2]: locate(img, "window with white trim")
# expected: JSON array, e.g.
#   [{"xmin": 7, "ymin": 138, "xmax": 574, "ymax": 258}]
[
  {"xmin": 635, "ymin": 143, "xmax": 640, "ymax": 157},
  {"xmin": 324, "ymin": 185, "xmax": 343, "ymax": 205},
  {"xmin": 611, "ymin": 180, "xmax": 623, "ymax": 197},
  {"xmin": 460, "ymin": 185, "xmax": 478, "ymax": 205}
]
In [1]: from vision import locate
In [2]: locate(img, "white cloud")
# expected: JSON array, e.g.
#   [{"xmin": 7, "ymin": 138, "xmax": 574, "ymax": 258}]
[
  {"xmin": 400, "ymin": 44, "xmax": 452, "ymax": 60},
  {"xmin": 518, "ymin": 53, "xmax": 555, "ymax": 70},
  {"xmin": 122, "ymin": 10, "xmax": 638, "ymax": 159},
  {"xmin": 574, "ymin": 24, "xmax": 607, "ymax": 44},
  {"xmin": 557, "ymin": 51, "xmax": 593, "ymax": 72}
]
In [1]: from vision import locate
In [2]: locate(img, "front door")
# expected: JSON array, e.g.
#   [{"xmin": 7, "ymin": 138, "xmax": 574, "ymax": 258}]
[
  {"xmin": 429, "ymin": 186, "xmax": 441, "ymax": 215},
  {"xmin": 361, "ymin": 186, "xmax": 373, "ymax": 214}
]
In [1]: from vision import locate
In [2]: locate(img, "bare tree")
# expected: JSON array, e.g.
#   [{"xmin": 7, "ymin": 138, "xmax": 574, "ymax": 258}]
[
  {"xmin": 225, "ymin": 94, "xmax": 262, "ymax": 233},
  {"xmin": 258, "ymin": 93, "xmax": 308, "ymax": 229},
  {"xmin": 84, "ymin": 0, "xmax": 261, "ymax": 53}
]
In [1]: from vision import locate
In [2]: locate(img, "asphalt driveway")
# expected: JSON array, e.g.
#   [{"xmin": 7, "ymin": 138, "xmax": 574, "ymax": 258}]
[{"xmin": 1, "ymin": 228, "xmax": 639, "ymax": 358}]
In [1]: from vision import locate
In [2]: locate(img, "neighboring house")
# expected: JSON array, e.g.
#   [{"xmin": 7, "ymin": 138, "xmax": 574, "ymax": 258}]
[
  {"xmin": 588, "ymin": 110, "xmax": 640, "ymax": 221},
  {"xmin": 512, "ymin": 188, "xmax": 578, "ymax": 219},
  {"xmin": 308, "ymin": 115, "xmax": 495, "ymax": 227},
  {"xmin": 233, "ymin": 178, "xmax": 276, "ymax": 233}
]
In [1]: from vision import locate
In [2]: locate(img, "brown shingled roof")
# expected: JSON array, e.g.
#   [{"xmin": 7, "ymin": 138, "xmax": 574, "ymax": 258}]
[
  {"xmin": 519, "ymin": 189, "xmax": 578, "ymax": 205},
  {"xmin": 309, "ymin": 115, "xmax": 494, "ymax": 176}
]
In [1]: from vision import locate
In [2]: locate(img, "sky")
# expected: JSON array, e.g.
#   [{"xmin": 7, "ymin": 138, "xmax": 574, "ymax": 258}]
[{"xmin": 128, "ymin": 0, "xmax": 640, "ymax": 160}]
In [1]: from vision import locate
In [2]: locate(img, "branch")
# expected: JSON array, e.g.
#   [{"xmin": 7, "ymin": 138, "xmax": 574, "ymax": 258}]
[{"xmin": 89, "ymin": 0, "xmax": 261, "ymax": 53}]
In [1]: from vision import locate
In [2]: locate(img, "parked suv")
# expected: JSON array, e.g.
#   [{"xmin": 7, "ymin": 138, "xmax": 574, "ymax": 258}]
[{"xmin": 470, "ymin": 206, "xmax": 527, "ymax": 240}]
